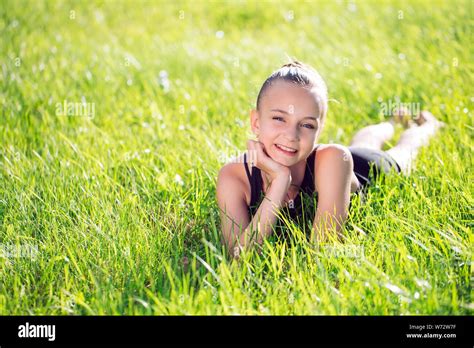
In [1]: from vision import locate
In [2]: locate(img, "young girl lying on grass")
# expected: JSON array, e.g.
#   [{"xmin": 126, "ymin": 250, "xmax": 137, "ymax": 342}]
[{"xmin": 216, "ymin": 59, "xmax": 444, "ymax": 259}]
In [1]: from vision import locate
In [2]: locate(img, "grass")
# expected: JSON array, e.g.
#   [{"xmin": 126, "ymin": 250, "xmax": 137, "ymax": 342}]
[{"xmin": 0, "ymin": 0, "xmax": 472, "ymax": 315}]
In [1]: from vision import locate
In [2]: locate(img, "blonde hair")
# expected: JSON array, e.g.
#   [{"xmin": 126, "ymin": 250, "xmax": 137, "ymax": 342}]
[{"xmin": 256, "ymin": 58, "xmax": 328, "ymax": 122}]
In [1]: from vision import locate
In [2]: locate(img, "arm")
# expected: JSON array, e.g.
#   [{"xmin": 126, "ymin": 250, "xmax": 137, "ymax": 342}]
[
  {"xmin": 217, "ymin": 164, "xmax": 291, "ymax": 258},
  {"xmin": 312, "ymin": 145, "xmax": 353, "ymax": 243}
]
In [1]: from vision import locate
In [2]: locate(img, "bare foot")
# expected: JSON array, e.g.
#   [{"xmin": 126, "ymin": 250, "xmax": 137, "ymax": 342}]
[
  {"xmin": 414, "ymin": 110, "xmax": 446, "ymax": 129},
  {"xmin": 389, "ymin": 106, "xmax": 416, "ymax": 128}
]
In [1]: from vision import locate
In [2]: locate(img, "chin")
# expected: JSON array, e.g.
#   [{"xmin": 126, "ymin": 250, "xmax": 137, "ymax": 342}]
[{"xmin": 273, "ymin": 158, "xmax": 291, "ymax": 166}]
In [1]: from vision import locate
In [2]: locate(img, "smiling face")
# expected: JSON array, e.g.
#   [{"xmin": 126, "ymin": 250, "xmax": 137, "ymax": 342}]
[{"xmin": 250, "ymin": 79, "xmax": 325, "ymax": 166}]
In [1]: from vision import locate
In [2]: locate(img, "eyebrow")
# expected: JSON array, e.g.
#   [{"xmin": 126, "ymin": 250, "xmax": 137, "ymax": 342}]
[{"xmin": 270, "ymin": 108, "xmax": 318, "ymax": 121}]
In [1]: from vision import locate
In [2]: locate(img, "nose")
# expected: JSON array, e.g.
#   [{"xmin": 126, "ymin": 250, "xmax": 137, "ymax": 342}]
[{"xmin": 282, "ymin": 127, "xmax": 300, "ymax": 142}]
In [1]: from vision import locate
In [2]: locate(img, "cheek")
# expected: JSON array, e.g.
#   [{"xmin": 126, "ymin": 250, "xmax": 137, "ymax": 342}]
[
  {"xmin": 266, "ymin": 122, "xmax": 286, "ymax": 136},
  {"xmin": 301, "ymin": 131, "xmax": 317, "ymax": 147},
  {"xmin": 259, "ymin": 123, "xmax": 278, "ymax": 139}
]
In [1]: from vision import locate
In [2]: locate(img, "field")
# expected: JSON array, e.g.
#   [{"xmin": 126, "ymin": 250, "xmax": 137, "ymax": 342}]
[{"xmin": 0, "ymin": 0, "xmax": 472, "ymax": 315}]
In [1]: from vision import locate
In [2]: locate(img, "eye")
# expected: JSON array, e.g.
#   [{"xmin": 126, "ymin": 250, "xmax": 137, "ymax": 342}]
[
  {"xmin": 302, "ymin": 123, "xmax": 315, "ymax": 129},
  {"xmin": 272, "ymin": 116, "xmax": 284, "ymax": 122}
]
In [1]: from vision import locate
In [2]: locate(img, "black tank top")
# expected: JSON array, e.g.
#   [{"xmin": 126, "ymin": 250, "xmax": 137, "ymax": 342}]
[{"xmin": 243, "ymin": 145, "xmax": 320, "ymax": 238}]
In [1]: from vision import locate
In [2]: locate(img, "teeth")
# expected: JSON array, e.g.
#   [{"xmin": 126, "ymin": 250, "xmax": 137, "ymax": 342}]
[{"xmin": 276, "ymin": 144, "xmax": 297, "ymax": 153}]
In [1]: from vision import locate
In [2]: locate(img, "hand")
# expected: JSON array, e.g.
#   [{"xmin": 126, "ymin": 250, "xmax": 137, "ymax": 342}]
[{"xmin": 247, "ymin": 140, "xmax": 291, "ymax": 183}]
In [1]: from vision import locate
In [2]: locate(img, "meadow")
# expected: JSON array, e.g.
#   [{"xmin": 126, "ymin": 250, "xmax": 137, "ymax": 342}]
[{"xmin": 0, "ymin": 0, "xmax": 472, "ymax": 315}]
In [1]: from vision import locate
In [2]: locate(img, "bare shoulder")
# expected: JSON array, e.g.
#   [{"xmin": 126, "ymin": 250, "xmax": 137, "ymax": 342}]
[
  {"xmin": 216, "ymin": 155, "xmax": 251, "ymax": 206},
  {"xmin": 314, "ymin": 144, "xmax": 354, "ymax": 191},
  {"xmin": 314, "ymin": 144, "xmax": 352, "ymax": 168}
]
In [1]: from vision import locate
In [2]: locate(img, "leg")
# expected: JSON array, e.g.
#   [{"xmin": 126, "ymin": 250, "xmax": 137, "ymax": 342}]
[
  {"xmin": 386, "ymin": 111, "xmax": 445, "ymax": 175},
  {"xmin": 349, "ymin": 121, "xmax": 395, "ymax": 150},
  {"xmin": 349, "ymin": 106, "xmax": 419, "ymax": 150}
]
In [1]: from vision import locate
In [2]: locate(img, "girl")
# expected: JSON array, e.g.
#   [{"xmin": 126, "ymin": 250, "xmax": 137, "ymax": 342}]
[{"xmin": 216, "ymin": 59, "xmax": 444, "ymax": 258}]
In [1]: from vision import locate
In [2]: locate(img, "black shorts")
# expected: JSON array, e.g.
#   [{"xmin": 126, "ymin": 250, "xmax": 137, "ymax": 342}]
[{"xmin": 348, "ymin": 146, "xmax": 402, "ymax": 191}]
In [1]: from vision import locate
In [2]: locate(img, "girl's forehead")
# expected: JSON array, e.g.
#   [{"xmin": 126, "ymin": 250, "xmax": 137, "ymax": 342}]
[
  {"xmin": 266, "ymin": 80, "xmax": 317, "ymax": 99},
  {"xmin": 262, "ymin": 81, "xmax": 319, "ymax": 110}
]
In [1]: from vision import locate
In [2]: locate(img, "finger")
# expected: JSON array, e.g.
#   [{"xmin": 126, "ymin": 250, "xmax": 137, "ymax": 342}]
[
  {"xmin": 258, "ymin": 142, "xmax": 270, "ymax": 157},
  {"xmin": 251, "ymin": 141, "xmax": 259, "ymax": 168},
  {"xmin": 247, "ymin": 141, "xmax": 254, "ymax": 165},
  {"xmin": 255, "ymin": 142, "xmax": 270, "ymax": 169},
  {"xmin": 246, "ymin": 140, "xmax": 256, "ymax": 174},
  {"xmin": 247, "ymin": 139, "xmax": 255, "ymax": 150},
  {"xmin": 255, "ymin": 141, "xmax": 267, "ymax": 159},
  {"xmin": 246, "ymin": 140, "xmax": 253, "ymax": 159}
]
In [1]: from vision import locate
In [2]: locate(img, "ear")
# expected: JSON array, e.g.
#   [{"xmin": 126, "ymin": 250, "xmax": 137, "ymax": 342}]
[{"xmin": 250, "ymin": 109, "xmax": 260, "ymax": 137}]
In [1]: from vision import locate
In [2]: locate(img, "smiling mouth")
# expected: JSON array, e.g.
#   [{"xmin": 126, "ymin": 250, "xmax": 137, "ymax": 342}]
[{"xmin": 274, "ymin": 143, "xmax": 298, "ymax": 155}]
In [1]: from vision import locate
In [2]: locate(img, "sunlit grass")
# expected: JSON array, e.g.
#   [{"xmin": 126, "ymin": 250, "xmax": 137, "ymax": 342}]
[{"xmin": 0, "ymin": 0, "xmax": 472, "ymax": 315}]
